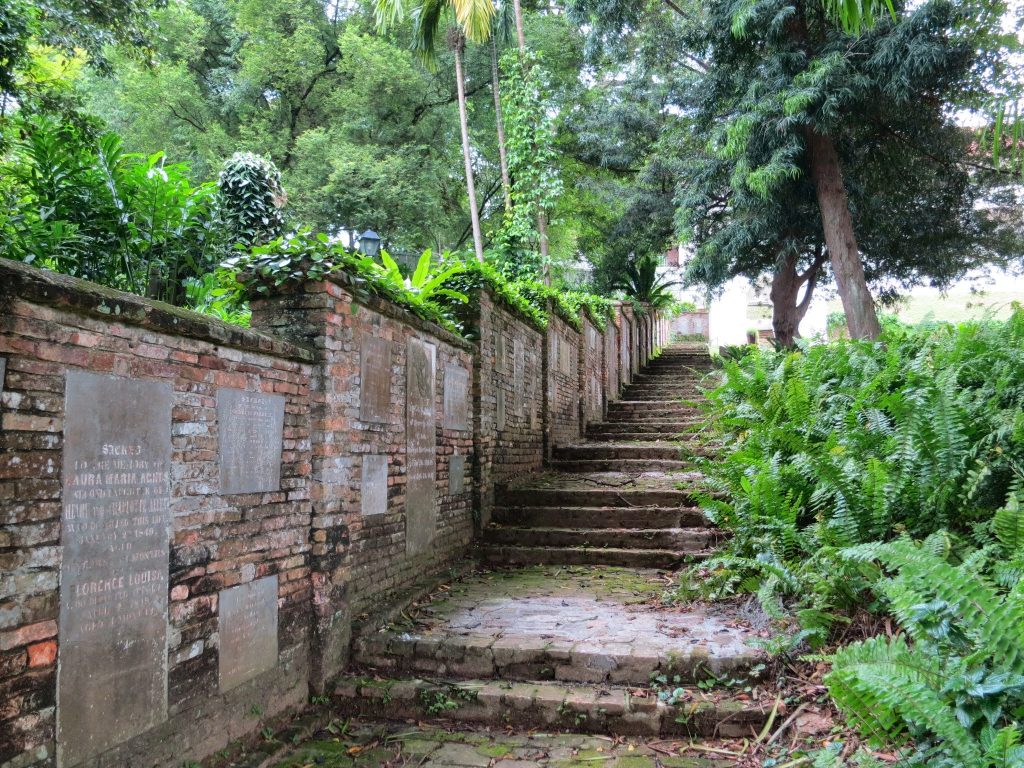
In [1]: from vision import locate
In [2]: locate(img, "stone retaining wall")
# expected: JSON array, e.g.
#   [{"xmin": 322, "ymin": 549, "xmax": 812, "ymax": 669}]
[
  {"xmin": 544, "ymin": 311, "xmax": 582, "ymax": 457},
  {"xmin": 0, "ymin": 260, "xmax": 314, "ymax": 768},
  {"xmin": 580, "ymin": 314, "xmax": 604, "ymax": 430},
  {"xmin": 470, "ymin": 291, "xmax": 544, "ymax": 529},
  {"xmin": 0, "ymin": 260, "xmax": 661, "ymax": 768}
]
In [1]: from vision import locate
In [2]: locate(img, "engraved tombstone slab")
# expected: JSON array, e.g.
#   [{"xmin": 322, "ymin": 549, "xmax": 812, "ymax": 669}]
[
  {"xmin": 58, "ymin": 371, "xmax": 172, "ymax": 768},
  {"xmin": 513, "ymin": 341, "xmax": 524, "ymax": 417},
  {"xmin": 496, "ymin": 332, "xmax": 507, "ymax": 373},
  {"xmin": 443, "ymin": 364, "xmax": 469, "ymax": 431},
  {"xmin": 219, "ymin": 575, "xmax": 279, "ymax": 693},
  {"xmin": 218, "ymin": 388, "xmax": 285, "ymax": 494},
  {"xmin": 406, "ymin": 338, "xmax": 436, "ymax": 555},
  {"xmin": 361, "ymin": 455, "xmax": 388, "ymax": 516},
  {"xmin": 360, "ymin": 334, "xmax": 392, "ymax": 423},
  {"xmin": 449, "ymin": 454, "xmax": 466, "ymax": 495}
]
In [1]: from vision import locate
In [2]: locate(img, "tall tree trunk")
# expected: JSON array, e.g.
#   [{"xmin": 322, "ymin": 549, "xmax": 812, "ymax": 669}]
[
  {"xmin": 806, "ymin": 129, "xmax": 881, "ymax": 340},
  {"xmin": 539, "ymin": 211, "xmax": 550, "ymax": 285},
  {"xmin": 770, "ymin": 246, "xmax": 825, "ymax": 348},
  {"xmin": 491, "ymin": 37, "xmax": 512, "ymax": 214},
  {"xmin": 452, "ymin": 38, "xmax": 485, "ymax": 263},
  {"xmin": 512, "ymin": 0, "xmax": 526, "ymax": 53}
]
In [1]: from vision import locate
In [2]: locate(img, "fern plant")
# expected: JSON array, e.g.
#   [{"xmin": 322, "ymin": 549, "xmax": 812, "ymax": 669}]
[
  {"xmin": 827, "ymin": 496, "xmax": 1024, "ymax": 767},
  {"xmin": 687, "ymin": 310, "xmax": 1024, "ymax": 638}
]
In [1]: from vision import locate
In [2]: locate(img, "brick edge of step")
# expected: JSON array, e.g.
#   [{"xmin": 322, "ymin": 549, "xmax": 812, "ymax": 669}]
[
  {"xmin": 353, "ymin": 633, "xmax": 761, "ymax": 688},
  {"xmin": 332, "ymin": 675, "xmax": 770, "ymax": 738},
  {"xmin": 477, "ymin": 544, "xmax": 714, "ymax": 568}
]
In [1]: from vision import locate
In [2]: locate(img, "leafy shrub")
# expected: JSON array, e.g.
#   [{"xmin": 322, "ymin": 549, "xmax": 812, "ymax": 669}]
[
  {"xmin": 437, "ymin": 256, "xmax": 548, "ymax": 334},
  {"xmin": 184, "ymin": 270, "xmax": 251, "ymax": 327},
  {"xmin": 217, "ymin": 152, "xmax": 286, "ymax": 250},
  {"xmin": 565, "ymin": 291, "xmax": 615, "ymax": 331},
  {"xmin": 0, "ymin": 115, "xmax": 222, "ymax": 303},
  {"xmin": 689, "ymin": 309, "xmax": 1024, "ymax": 641},
  {"xmin": 827, "ymin": 497, "xmax": 1024, "ymax": 767},
  {"xmin": 512, "ymin": 279, "xmax": 583, "ymax": 331},
  {"xmin": 241, "ymin": 231, "xmax": 465, "ymax": 334}
]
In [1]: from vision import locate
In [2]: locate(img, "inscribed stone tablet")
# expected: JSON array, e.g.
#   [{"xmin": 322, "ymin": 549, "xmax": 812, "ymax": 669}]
[
  {"xmin": 496, "ymin": 332, "xmax": 507, "ymax": 373},
  {"xmin": 360, "ymin": 334, "xmax": 392, "ymax": 423},
  {"xmin": 449, "ymin": 454, "xmax": 466, "ymax": 495},
  {"xmin": 406, "ymin": 338, "xmax": 436, "ymax": 555},
  {"xmin": 218, "ymin": 575, "xmax": 279, "ymax": 693},
  {"xmin": 218, "ymin": 388, "xmax": 285, "ymax": 495},
  {"xmin": 496, "ymin": 388, "xmax": 506, "ymax": 430},
  {"xmin": 513, "ymin": 341, "xmax": 524, "ymax": 417},
  {"xmin": 361, "ymin": 455, "xmax": 388, "ymax": 516},
  {"xmin": 443, "ymin": 364, "xmax": 469, "ymax": 431},
  {"xmin": 58, "ymin": 371, "xmax": 172, "ymax": 768}
]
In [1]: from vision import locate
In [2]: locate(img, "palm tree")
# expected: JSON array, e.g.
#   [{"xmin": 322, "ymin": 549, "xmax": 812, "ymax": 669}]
[
  {"xmin": 492, "ymin": 1, "xmax": 516, "ymax": 213},
  {"xmin": 375, "ymin": 0, "xmax": 496, "ymax": 262},
  {"xmin": 612, "ymin": 253, "xmax": 680, "ymax": 310}
]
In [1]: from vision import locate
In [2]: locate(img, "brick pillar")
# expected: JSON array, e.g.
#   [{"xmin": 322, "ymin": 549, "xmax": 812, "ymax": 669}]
[{"xmin": 250, "ymin": 281, "xmax": 352, "ymax": 693}]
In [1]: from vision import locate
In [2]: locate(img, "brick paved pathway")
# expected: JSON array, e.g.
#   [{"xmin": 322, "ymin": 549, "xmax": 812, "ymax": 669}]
[{"xmin": 327, "ymin": 345, "xmax": 771, "ymax": 743}]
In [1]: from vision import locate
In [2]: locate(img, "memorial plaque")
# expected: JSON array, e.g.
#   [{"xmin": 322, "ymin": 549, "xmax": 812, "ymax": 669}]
[
  {"xmin": 513, "ymin": 341, "xmax": 524, "ymax": 417},
  {"xmin": 406, "ymin": 338, "xmax": 436, "ymax": 555},
  {"xmin": 360, "ymin": 334, "xmax": 392, "ymax": 423},
  {"xmin": 58, "ymin": 371, "xmax": 172, "ymax": 767},
  {"xmin": 219, "ymin": 575, "xmax": 279, "ymax": 693},
  {"xmin": 495, "ymin": 332, "xmax": 507, "ymax": 373},
  {"xmin": 449, "ymin": 454, "xmax": 466, "ymax": 495},
  {"xmin": 443, "ymin": 364, "xmax": 469, "ymax": 431},
  {"xmin": 497, "ymin": 389, "xmax": 506, "ymax": 431},
  {"xmin": 361, "ymin": 455, "xmax": 388, "ymax": 516},
  {"xmin": 218, "ymin": 388, "xmax": 285, "ymax": 495},
  {"xmin": 560, "ymin": 335, "xmax": 572, "ymax": 375}
]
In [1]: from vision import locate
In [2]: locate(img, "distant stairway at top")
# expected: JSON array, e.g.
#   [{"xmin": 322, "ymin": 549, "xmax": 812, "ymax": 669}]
[{"xmin": 480, "ymin": 343, "xmax": 721, "ymax": 569}]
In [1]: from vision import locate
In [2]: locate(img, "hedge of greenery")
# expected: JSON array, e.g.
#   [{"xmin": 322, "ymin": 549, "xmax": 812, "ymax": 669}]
[
  {"xmin": 688, "ymin": 310, "xmax": 1024, "ymax": 767},
  {"xmin": 236, "ymin": 237, "xmax": 621, "ymax": 342}
]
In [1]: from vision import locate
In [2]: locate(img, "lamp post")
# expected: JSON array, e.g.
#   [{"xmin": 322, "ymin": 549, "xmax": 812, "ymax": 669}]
[{"xmin": 358, "ymin": 229, "xmax": 381, "ymax": 258}]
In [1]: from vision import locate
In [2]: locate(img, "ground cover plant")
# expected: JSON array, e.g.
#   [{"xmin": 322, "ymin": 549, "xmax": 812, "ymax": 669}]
[{"xmin": 688, "ymin": 309, "xmax": 1024, "ymax": 764}]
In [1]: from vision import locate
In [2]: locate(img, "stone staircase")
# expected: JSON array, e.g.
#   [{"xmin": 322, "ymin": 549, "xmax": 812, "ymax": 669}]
[
  {"xmin": 481, "ymin": 344, "xmax": 719, "ymax": 568},
  {"xmin": 331, "ymin": 344, "xmax": 772, "ymax": 741}
]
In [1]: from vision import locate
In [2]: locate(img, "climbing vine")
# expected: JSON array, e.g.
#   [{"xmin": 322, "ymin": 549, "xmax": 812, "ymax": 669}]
[{"xmin": 498, "ymin": 49, "xmax": 562, "ymax": 273}]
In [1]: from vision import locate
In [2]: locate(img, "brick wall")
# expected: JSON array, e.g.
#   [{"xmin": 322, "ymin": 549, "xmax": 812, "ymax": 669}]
[
  {"xmin": 603, "ymin": 318, "xmax": 619, "ymax": 408},
  {"xmin": 249, "ymin": 279, "xmax": 474, "ymax": 687},
  {"xmin": 0, "ymin": 259, "xmax": 653, "ymax": 768},
  {"xmin": 0, "ymin": 260, "xmax": 314, "ymax": 768},
  {"xmin": 617, "ymin": 304, "xmax": 633, "ymax": 387},
  {"xmin": 579, "ymin": 314, "xmax": 604, "ymax": 430},
  {"xmin": 469, "ymin": 291, "xmax": 544, "ymax": 528},
  {"xmin": 544, "ymin": 311, "xmax": 582, "ymax": 453}
]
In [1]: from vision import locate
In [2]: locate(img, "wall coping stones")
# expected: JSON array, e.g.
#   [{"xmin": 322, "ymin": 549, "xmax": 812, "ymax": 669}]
[
  {"xmin": 0, "ymin": 258, "xmax": 315, "ymax": 362},
  {"xmin": 319, "ymin": 276, "xmax": 476, "ymax": 352}
]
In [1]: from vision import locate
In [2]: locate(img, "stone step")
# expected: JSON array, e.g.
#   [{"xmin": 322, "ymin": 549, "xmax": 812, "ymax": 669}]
[
  {"xmin": 609, "ymin": 400, "xmax": 701, "ymax": 410},
  {"xmin": 622, "ymin": 391, "xmax": 704, "ymax": 402},
  {"xmin": 492, "ymin": 505, "xmax": 709, "ymax": 529},
  {"xmin": 604, "ymin": 416, "xmax": 703, "ymax": 427},
  {"xmin": 589, "ymin": 421, "xmax": 702, "ymax": 433},
  {"xmin": 496, "ymin": 487, "xmax": 705, "ymax": 508},
  {"xmin": 553, "ymin": 444, "xmax": 684, "ymax": 461},
  {"xmin": 353, "ymin": 624, "xmax": 757, "ymax": 688},
  {"xmin": 478, "ymin": 544, "xmax": 709, "ymax": 568},
  {"xmin": 549, "ymin": 459, "xmax": 692, "ymax": 473},
  {"xmin": 585, "ymin": 431, "xmax": 696, "ymax": 442},
  {"xmin": 481, "ymin": 525, "xmax": 719, "ymax": 551},
  {"xmin": 332, "ymin": 676, "xmax": 770, "ymax": 738}
]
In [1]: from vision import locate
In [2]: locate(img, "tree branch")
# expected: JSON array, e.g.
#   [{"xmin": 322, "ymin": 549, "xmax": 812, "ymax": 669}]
[{"xmin": 169, "ymin": 104, "xmax": 207, "ymax": 133}]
